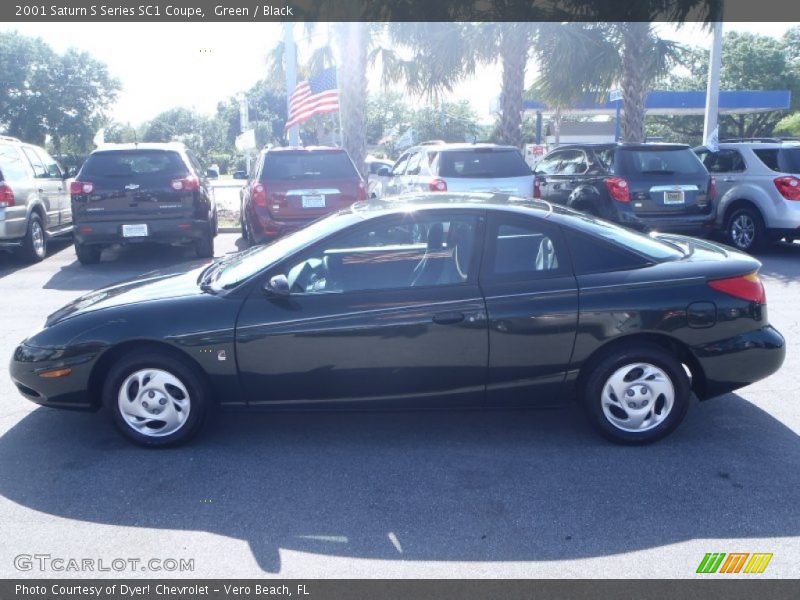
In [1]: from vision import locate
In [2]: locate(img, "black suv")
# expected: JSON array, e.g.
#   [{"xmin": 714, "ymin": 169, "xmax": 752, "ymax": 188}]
[
  {"xmin": 70, "ymin": 143, "xmax": 217, "ymax": 264},
  {"xmin": 534, "ymin": 143, "xmax": 716, "ymax": 234}
]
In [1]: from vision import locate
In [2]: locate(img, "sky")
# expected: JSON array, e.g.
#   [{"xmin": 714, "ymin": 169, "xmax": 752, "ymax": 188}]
[{"xmin": 0, "ymin": 21, "xmax": 797, "ymax": 128}]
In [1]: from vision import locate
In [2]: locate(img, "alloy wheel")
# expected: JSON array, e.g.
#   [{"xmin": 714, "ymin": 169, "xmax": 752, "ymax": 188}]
[{"xmin": 731, "ymin": 214, "xmax": 756, "ymax": 249}]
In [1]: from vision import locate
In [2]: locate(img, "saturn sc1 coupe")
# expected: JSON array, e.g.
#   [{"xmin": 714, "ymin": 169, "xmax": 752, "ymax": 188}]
[{"xmin": 10, "ymin": 193, "xmax": 785, "ymax": 447}]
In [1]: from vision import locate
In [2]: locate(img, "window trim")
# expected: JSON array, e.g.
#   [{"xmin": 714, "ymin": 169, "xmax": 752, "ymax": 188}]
[
  {"xmin": 271, "ymin": 209, "xmax": 487, "ymax": 297},
  {"xmin": 480, "ymin": 211, "xmax": 573, "ymax": 284}
]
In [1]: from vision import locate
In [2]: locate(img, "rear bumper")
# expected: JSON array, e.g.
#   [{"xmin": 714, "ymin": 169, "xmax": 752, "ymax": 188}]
[
  {"xmin": 0, "ymin": 212, "xmax": 28, "ymax": 242},
  {"xmin": 692, "ymin": 325, "xmax": 786, "ymax": 399},
  {"xmin": 247, "ymin": 206, "xmax": 316, "ymax": 243},
  {"xmin": 73, "ymin": 218, "xmax": 210, "ymax": 245},
  {"xmin": 618, "ymin": 211, "xmax": 715, "ymax": 235}
]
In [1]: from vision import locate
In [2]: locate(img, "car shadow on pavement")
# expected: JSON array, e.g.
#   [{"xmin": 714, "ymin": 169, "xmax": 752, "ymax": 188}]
[
  {"xmin": 753, "ymin": 241, "xmax": 800, "ymax": 284},
  {"xmin": 0, "ymin": 395, "xmax": 797, "ymax": 573},
  {"xmin": 42, "ymin": 244, "xmax": 213, "ymax": 291},
  {"xmin": 0, "ymin": 237, "xmax": 73, "ymax": 282}
]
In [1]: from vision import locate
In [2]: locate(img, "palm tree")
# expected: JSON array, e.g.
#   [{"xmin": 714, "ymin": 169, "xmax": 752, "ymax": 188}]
[
  {"xmin": 532, "ymin": 23, "xmax": 683, "ymax": 143},
  {"xmin": 332, "ymin": 22, "xmax": 369, "ymax": 178}
]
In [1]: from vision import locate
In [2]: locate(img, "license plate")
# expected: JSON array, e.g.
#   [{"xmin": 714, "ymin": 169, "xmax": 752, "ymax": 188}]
[
  {"xmin": 663, "ymin": 191, "xmax": 685, "ymax": 204},
  {"xmin": 122, "ymin": 224, "xmax": 149, "ymax": 237},
  {"xmin": 301, "ymin": 195, "xmax": 325, "ymax": 208}
]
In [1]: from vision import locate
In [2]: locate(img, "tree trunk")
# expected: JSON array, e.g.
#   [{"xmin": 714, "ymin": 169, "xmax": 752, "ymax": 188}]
[
  {"xmin": 620, "ymin": 23, "xmax": 650, "ymax": 143},
  {"xmin": 334, "ymin": 23, "xmax": 368, "ymax": 179},
  {"xmin": 499, "ymin": 25, "xmax": 527, "ymax": 148}
]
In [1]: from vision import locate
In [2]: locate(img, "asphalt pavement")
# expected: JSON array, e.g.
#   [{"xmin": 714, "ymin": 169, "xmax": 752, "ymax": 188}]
[{"xmin": 0, "ymin": 234, "xmax": 798, "ymax": 578}]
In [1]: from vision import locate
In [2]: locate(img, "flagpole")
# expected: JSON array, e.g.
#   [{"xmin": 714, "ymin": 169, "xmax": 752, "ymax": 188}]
[
  {"xmin": 335, "ymin": 67, "xmax": 343, "ymax": 148},
  {"xmin": 283, "ymin": 23, "xmax": 300, "ymax": 147}
]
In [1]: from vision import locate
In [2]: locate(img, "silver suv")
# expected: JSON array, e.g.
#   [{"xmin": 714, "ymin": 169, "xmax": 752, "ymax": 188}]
[
  {"xmin": 695, "ymin": 140, "xmax": 800, "ymax": 251},
  {"xmin": 379, "ymin": 143, "xmax": 534, "ymax": 199},
  {"xmin": 0, "ymin": 136, "xmax": 74, "ymax": 261}
]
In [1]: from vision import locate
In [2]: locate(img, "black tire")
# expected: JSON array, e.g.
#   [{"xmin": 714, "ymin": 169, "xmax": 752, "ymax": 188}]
[
  {"xmin": 726, "ymin": 205, "xmax": 766, "ymax": 253},
  {"xmin": 194, "ymin": 224, "xmax": 215, "ymax": 258},
  {"xmin": 19, "ymin": 213, "xmax": 47, "ymax": 262},
  {"xmin": 103, "ymin": 348, "xmax": 210, "ymax": 447},
  {"xmin": 74, "ymin": 241, "xmax": 102, "ymax": 265},
  {"xmin": 582, "ymin": 342, "xmax": 691, "ymax": 445},
  {"xmin": 240, "ymin": 207, "xmax": 247, "ymax": 238}
]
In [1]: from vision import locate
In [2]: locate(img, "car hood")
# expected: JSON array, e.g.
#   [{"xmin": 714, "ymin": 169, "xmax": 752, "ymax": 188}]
[{"xmin": 45, "ymin": 266, "xmax": 207, "ymax": 327}]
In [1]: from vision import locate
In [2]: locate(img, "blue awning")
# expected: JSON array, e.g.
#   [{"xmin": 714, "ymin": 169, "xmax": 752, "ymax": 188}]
[{"xmin": 522, "ymin": 90, "xmax": 791, "ymax": 116}]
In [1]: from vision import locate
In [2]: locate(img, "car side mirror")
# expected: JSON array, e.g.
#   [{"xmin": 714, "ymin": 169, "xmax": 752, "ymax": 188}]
[
  {"xmin": 264, "ymin": 274, "xmax": 290, "ymax": 297},
  {"xmin": 377, "ymin": 166, "xmax": 391, "ymax": 177},
  {"xmin": 63, "ymin": 166, "xmax": 78, "ymax": 179}
]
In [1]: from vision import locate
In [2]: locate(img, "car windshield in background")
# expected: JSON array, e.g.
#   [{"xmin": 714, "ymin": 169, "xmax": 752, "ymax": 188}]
[
  {"xmin": 0, "ymin": 144, "xmax": 28, "ymax": 182},
  {"xmin": 618, "ymin": 148, "xmax": 706, "ymax": 176},
  {"xmin": 208, "ymin": 211, "xmax": 365, "ymax": 291},
  {"xmin": 262, "ymin": 152, "xmax": 358, "ymax": 180},
  {"xmin": 81, "ymin": 150, "xmax": 187, "ymax": 179},
  {"xmin": 437, "ymin": 149, "xmax": 531, "ymax": 178},
  {"xmin": 565, "ymin": 211, "xmax": 685, "ymax": 262},
  {"xmin": 753, "ymin": 148, "xmax": 800, "ymax": 173}
]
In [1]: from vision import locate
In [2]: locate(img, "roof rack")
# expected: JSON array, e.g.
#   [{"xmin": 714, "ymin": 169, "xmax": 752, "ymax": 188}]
[
  {"xmin": 720, "ymin": 137, "xmax": 787, "ymax": 143},
  {"xmin": 0, "ymin": 135, "xmax": 21, "ymax": 142}
]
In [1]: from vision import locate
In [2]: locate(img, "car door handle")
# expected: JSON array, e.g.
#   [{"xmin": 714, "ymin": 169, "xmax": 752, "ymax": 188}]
[
  {"xmin": 432, "ymin": 312, "xmax": 465, "ymax": 325},
  {"xmin": 722, "ymin": 177, "xmax": 736, "ymax": 182}
]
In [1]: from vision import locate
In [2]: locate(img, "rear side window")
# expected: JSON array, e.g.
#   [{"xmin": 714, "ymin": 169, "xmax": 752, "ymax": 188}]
[
  {"xmin": 617, "ymin": 148, "xmax": 706, "ymax": 176},
  {"xmin": 0, "ymin": 144, "xmax": 29, "ymax": 183},
  {"xmin": 81, "ymin": 150, "xmax": 187, "ymax": 179},
  {"xmin": 754, "ymin": 148, "xmax": 800, "ymax": 173},
  {"xmin": 437, "ymin": 149, "xmax": 532, "ymax": 178},
  {"xmin": 261, "ymin": 152, "xmax": 358, "ymax": 181},
  {"xmin": 484, "ymin": 215, "xmax": 568, "ymax": 281},
  {"xmin": 566, "ymin": 231, "xmax": 649, "ymax": 274}
]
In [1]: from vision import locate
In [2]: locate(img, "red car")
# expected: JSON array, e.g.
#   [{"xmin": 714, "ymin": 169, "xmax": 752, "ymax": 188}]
[{"xmin": 241, "ymin": 146, "xmax": 367, "ymax": 244}]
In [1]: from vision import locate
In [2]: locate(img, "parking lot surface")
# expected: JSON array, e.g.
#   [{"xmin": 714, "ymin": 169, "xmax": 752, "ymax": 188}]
[{"xmin": 0, "ymin": 235, "xmax": 798, "ymax": 578}]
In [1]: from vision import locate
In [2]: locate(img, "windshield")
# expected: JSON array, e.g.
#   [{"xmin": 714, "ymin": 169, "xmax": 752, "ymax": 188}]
[
  {"xmin": 207, "ymin": 211, "xmax": 365, "ymax": 291},
  {"xmin": 436, "ymin": 149, "xmax": 532, "ymax": 178},
  {"xmin": 617, "ymin": 148, "xmax": 706, "ymax": 176},
  {"xmin": 564, "ymin": 212, "xmax": 685, "ymax": 261},
  {"xmin": 261, "ymin": 152, "xmax": 358, "ymax": 181}
]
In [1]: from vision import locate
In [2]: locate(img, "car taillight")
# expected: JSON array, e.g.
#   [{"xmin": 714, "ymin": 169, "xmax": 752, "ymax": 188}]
[
  {"xmin": 708, "ymin": 176, "xmax": 717, "ymax": 202},
  {"xmin": 533, "ymin": 178, "xmax": 541, "ymax": 199},
  {"xmin": 429, "ymin": 178, "xmax": 447, "ymax": 192},
  {"xmin": 70, "ymin": 181, "xmax": 94, "ymax": 195},
  {"xmin": 252, "ymin": 183, "xmax": 267, "ymax": 208},
  {"xmin": 357, "ymin": 180, "xmax": 367, "ymax": 201},
  {"xmin": 774, "ymin": 176, "xmax": 800, "ymax": 201},
  {"xmin": 708, "ymin": 272, "xmax": 766, "ymax": 304},
  {"xmin": 0, "ymin": 183, "xmax": 14, "ymax": 207},
  {"xmin": 604, "ymin": 177, "xmax": 630, "ymax": 202},
  {"xmin": 171, "ymin": 175, "xmax": 200, "ymax": 192}
]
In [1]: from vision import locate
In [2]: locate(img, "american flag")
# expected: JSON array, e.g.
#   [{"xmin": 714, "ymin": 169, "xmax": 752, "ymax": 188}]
[{"xmin": 285, "ymin": 67, "xmax": 339, "ymax": 129}]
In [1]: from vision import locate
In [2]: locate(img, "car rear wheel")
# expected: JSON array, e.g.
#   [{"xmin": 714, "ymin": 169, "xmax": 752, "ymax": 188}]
[
  {"xmin": 195, "ymin": 224, "xmax": 215, "ymax": 258},
  {"xmin": 103, "ymin": 349, "xmax": 209, "ymax": 447},
  {"xmin": 726, "ymin": 206, "xmax": 765, "ymax": 252},
  {"xmin": 583, "ymin": 343, "xmax": 690, "ymax": 444},
  {"xmin": 19, "ymin": 213, "xmax": 47, "ymax": 262},
  {"xmin": 74, "ymin": 241, "xmax": 101, "ymax": 265}
]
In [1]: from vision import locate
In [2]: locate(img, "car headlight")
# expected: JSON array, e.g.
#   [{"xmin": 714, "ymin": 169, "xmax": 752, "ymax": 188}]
[{"xmin": 13, "ymin": 344, "xmax": 65, "ymax": 363}]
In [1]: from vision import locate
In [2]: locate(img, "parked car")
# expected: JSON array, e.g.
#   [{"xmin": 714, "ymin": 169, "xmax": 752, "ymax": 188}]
[
  {"xmin": 379, "ymin": 143, "xmax": 534, "ymax": 199},
  {"xmin": 69, "ymin": 143, "xmax": 217, "ymax": 265},
  {"xmin": 0, "ymin": 135, "xmax": 75, "ymax": 262},
  {"xmin": 534, "ymin": 143, "xmax": 716, "ymax": 235},
  {"xmin": 366, "ymin": 157, "xmax": 393, "ymax": 199},
  {"xmin": 10, "ymin": 193, "xmax": 784, "ymax": 447},
  {"xmin": 240, "ymin": 146, "xmax": 367, "ymax": 244},
  {"xmin": 694, "ymin": 140, "xmax": 800, "ymax": 251}
]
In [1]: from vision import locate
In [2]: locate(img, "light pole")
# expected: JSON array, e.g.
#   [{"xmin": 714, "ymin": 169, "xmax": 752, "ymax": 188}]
[
  {"xmin": 703, "ymin": 21, "xmax": 723, "ymax": 147},
  {"xmin": 237, "ymin": 92, "xmax": 250, "ymax": 173}
]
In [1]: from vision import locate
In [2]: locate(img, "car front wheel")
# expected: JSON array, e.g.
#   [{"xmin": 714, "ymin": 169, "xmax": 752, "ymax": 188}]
[
  {"xmin": 727, "ymin": 206, "xmax": 765, "ymax": 252},
  {"xmin": 583, "ymin": 343, "xmax": 690, "ymax": 444},
  {"xmin": 103, "ymin": 349, "xmax": 210, "ymax": 447}
]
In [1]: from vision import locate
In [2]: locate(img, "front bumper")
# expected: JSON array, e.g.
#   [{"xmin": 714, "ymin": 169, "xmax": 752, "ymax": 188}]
[
  {"xmin": 73, "ymin": 218, "xmax": 210, "ymax": 246},
  {"xmin": 10, "ymin": 343, "xmax": 99, "ymax": 410},
  {"xmin": 692, "ymin": 325, "xmax": 786, "ymax": 399}
]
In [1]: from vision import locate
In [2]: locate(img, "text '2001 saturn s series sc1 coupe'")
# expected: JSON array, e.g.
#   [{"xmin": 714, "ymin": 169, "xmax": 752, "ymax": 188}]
[{"xmin": 10, "ymin": 193, "xmax": 785, "ymax": 447}]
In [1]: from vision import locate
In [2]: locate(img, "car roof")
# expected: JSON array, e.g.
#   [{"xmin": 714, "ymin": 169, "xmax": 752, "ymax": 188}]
[
  {"xmin": 261, "ymin": 146, "xmax": 346, "ymax": 155},
  {"xmin": 92, "ymin": 142, "xmax": 187, "ymax": 153},
  {"xmin": 553, "ymin": 142, "xmax": 690, "ymax": 151},
  {"xmin": 347, "ymin": 192, "xmax": 575, "ymax": 222},
  {"xmin": 406, "ymin": 142, "xmax": 520, "ymax": 153}
]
